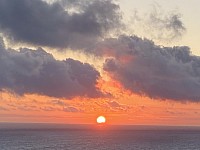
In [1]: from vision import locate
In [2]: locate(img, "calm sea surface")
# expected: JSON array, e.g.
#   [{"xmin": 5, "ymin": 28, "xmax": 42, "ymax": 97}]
[{"xmin": 1, "ymin": 123, "xmax": 200, "ymax": 150}]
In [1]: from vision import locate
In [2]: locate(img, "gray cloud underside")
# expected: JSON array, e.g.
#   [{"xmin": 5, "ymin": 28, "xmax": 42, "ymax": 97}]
[
  {"xmin": 103, "ymin": 36, "xmax": 200, "ymax": 101},
  {"xmin": 0, "ymin": 0, "xmax": 199, "ymax": 102},
  {"xmin": 0, "ymin": 38, "xmax": 101, "ymax": 98},
  {"xmin": 0, "ymin": 0, "xmax": 122, "ymax": 49}
]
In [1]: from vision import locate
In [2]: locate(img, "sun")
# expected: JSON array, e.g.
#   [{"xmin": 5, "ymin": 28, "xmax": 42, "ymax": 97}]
[{"xmin": 96, "ymin": 116, "xmax": 106, "ymax": 124}]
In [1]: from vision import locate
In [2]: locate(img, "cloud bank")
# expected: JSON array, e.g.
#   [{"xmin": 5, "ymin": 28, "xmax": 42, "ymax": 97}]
[
  {"xmin": 0, "ymin": 0, "xmax": 122, "ymax": 49},
  {"xmin": 0, "ymin": 0, "xmax": 199, "ymax": 102},
  {"xmin": 0, "ymin": 38, "xmax": 101, "ymax": 98},
  {"xmin": 103, "ymin": 36, "xmax": 200, "ymax": 101}
]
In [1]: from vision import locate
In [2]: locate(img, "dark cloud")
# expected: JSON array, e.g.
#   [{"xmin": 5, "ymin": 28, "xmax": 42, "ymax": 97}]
[
  {"xmin": 103, "ymin": 36, "xmax": 200, "ymax": 101},
  {"xmin": 0, "ymin": 0, "xmax": 198, "ymax": 103},
  {"xmin": 0, "ymin": 0, "xmax": 122, "ymax": 49},
  {"xmin": 0, "ymin": 38, "xmax": 101, "ymax": 98}
]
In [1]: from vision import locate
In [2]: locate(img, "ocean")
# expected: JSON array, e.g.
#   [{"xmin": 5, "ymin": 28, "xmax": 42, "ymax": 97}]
[{"xmin": 1, "ymin": 123, "xmax": 200, "ymax": 150}]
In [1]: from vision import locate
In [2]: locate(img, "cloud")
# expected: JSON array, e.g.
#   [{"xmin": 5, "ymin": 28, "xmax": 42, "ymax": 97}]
[
  {"xmin": 41, "ymin": 106, "xmax": 58, "ymax": 111},
  {"xmin": 17, "ymin": 105, "xmax": 38, "ymax": 111},
  {"xmin": 0, "ymin": 106, "xmax": 8, "ymax": 111},
  {"xmin": 0, "ymin": 0, "xmax": 199, "ymax": 103},
  {"xmin": 149, "ymin": 7, "xmax": 185, "ymax": 40},
  {"xmin": 63, "ymin": 106, "xmax": 82, "ymax": 112},
  {"xmin": 51, "ymin": 99, "xmax": 66, "ymax": 106},
  {"xmin": 106, "ymin": 100, "xmax": 130, "ymax": 111},
  {"xmin": 130, "ymin": 5, "xmax": 186, "ymax": 42},
  {"xmin": 103, "ymin": 35, "xmax": 200, "ymax": 101},
  {"xmin": 0, "ymin": 37, "xmax": 101, "ymax": 98},
  {"xmin": 0, "ymin": 0, "xmax": 122, "ymax": 49},
  {"xmin": 107, "ymin": 101, "xmax": 121, "ymax": 108}
]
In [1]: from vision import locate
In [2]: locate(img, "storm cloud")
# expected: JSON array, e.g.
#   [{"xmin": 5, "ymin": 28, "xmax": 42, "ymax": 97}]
[
  {"xmin": 0, "ymin": 0, "xmax": 122, "ymax": 49},
  {"xmin": 103, "ymin": 36, "xmax": 200, "ymax": 101},
  {"xmin": 0, "ymin": 38, "xmax": 101, "ymax": 98}
]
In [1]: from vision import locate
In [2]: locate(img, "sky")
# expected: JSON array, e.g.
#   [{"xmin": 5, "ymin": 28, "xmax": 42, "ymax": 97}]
[
  {"xmin": 119, "ymin": 0, "xmax": 200, "ymax": 55},
  {"xmin": 0, "ymin": 0, "xmax": 200, "ymax": 126}
]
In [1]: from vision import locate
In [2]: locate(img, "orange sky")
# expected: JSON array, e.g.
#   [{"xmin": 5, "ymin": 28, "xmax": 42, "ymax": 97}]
[{"xmin": 1, "ymin": 78, "xmax": 200, "ymax": 126}]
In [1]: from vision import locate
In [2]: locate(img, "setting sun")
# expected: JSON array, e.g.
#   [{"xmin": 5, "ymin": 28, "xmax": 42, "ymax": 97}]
[{"xmin": 96, "ymin": 116, "xmax": 106, "ymax": 124}]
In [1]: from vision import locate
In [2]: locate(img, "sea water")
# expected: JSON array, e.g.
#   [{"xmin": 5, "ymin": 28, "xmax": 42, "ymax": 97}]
[{"xmin": 0, "ymin": 123, "xmax": 200, "ymax": 150}]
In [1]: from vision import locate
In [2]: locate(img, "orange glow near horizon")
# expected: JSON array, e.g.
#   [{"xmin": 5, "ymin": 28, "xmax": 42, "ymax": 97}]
[{"xmin": 1, "ymin": 78, "xmax": 200, "ymax": 126}]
